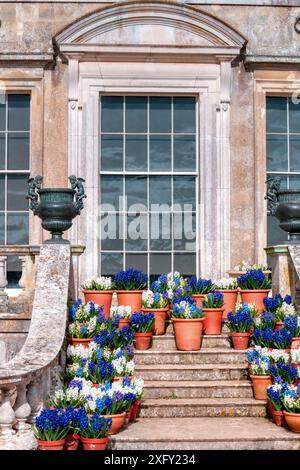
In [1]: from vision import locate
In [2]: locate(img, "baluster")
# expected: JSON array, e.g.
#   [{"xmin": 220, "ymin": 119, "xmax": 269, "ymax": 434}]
[
  {"xmin": 18, "ymin": 256, "xmax": 26, "ymax": 291},
  {"xmin": 26, "ymin": 373, "xmax": 48, "ymax": 423},
  {"xmin": 14, "ymin": 382, "xmax": 31, "ymax": 432},
  {"xmin": 0, "ymin": 387, "xmax": 16, "ymax": 437},
  {"xmin": 0, "ymin": 256, "xmax": 7, "ymax": 311}
]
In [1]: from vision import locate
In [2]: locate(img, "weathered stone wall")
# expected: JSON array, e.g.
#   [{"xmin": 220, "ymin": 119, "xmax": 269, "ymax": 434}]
[{"xmin": 0, "ymin": 2, "xmax": 299, "ymax": 268}]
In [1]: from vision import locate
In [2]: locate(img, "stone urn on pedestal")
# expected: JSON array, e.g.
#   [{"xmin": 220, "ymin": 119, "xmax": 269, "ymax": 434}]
[
  {"xmin": 266, "ymin": 177, "xmax": 300, "ymax": 244},
  {"xmin": 27, "ymin": 175, "xmax": 86, "ymax": 243}
]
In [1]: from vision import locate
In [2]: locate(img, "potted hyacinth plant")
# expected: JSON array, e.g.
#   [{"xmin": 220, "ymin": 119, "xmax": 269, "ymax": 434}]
[
  {"xmin": 274, "ymin": 297, "xmax": 296, "ymax": 330},
  {"xmin": 142, "ymin": 289, "xmax": 169, "ymax": 335},
  {"xmin": 130, "ymin": 311, "xmax": 155, "ymax": 350},
  {"xmin": 171, "ymin": 299, "xmax": 205, "ymax": 351},
  {"xmin": 110, "ymin": 305, "xmax": 132, "ymax": 330},
  {"xmin": 214, "ymin": 277, "xmax": 238, "ymax": 319},
  {"xmin": 128, "ymin": 376, "xmax": 144, "ymax": 422},
  {"xmin": 113, "ymin": 268, "xmax": 148, "ymax": 311},
  {"xmin": 282, "ymin": 384, "xmax": 300, "ymax": 432},
  {"xmin": 283, "ymin": 315, "xmax": 300, "ymax": 349},
  {"xmin": 76, "ymin": 410, "xmax": 112, "ymax": 451},
  {"xmin": 81, "ymin": 276, "xmax": 113, "ymax": 319},
  {"xmin": 227, "ymin": 304, "xmax": 253, "ymax": 350},
  {"xmin": 202, "ymin": 291, "xmax": 224, "ymax": 335},
  {"xmin": 186, "ymin": 276, "xmax": 215, "ymax": 308},
  {"xmin": 237, "ymin": 269, "xmax": 271, "ymax": 313},
  {"xmin": 249, "ymin": 356, "xmax": 272, "ymax": 400},
  {"xmin": 267, "ymin": 382, "xmax": 286, "ymax": 427},
  {"xmin": 67, "ymin": 300, "xmax": 103, "ymax": 347},
  {"xmin": 33, "ymin": 408, "xmax": 73, "ymax": 450},
  {"xmin": 269, "ymin": 362, "xmax": 298, "ymax": 385}
]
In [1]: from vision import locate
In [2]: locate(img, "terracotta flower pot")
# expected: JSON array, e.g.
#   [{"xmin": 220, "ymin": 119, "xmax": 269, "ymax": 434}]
[
  {"xmin": 66, "ymin": 337, "xmax": 93, "ymax": 347},
  {"xmin": 250, "ymin": 374, "xmax": 272, "ymax": 400},
  {"xmin": 272, "ymin": 409, "xmax": 286, "ymax": 427},
  {"xmin": 118, "ymin": 318, "xmax": 130, "ymax": 330},
  {"xmin": 220, "ymin": 290, "xmax": 239, "ymax": 319},
  {"xmin": 291, "ymin": 338, "xmax": 300, "ymax": 349},
  {"xmin": 116, "ymin": 290, "xmax": 143, "ymax": 312},
  {"xmin": 142, "ymin": 308, "xmax": 169, "ymax": 335},
  {"xmin": 37, "ymin": 439, "xmax": 65, "ymax": 451},
  {"xmin": 283, "ymin": 411, "xmax": 300, "ymax": 433},
  {"xmin": 101, "ymin": 413, "xmax": 126, "ymax": 435},
  {"xmin": 129, "ymin": 400, "xmax": 141, "ymax": 422},
  {"xmin": 191, "ymin": 294, "xmax": 206, "ymax": 308},
  {"xmin": 230, "ymin": 332, "xmax": 250, "ymax": 350},
  {"xmin": 113, "ymin": 375, "xmax": 134, "ymax": 382},
  {"xmin": 172, "ymin": 317, "xmax": 205, "ymax": 351},
  {"xmin": 82, "ymin": 290, "xmax": 113, "ymax": 320},
  {"xmin": 64, "ymin": 433, "xmax": 80, "ymax": 450},
  {"xmin": 239, "ymin": 290, "xmax": 271, "ymax": 314},
  {"xmin": 81, "ymin": 437, "xmax": 108, "ymax": 450},
  {"xmin": 202, "ymin": 308, "xmax": 224, "ymax": 335},
  {"xmin": 133, "ymin": 332, "xmax": 152, "ymax": 350},
  {"xmin": 275, "ymin": 322, "xmax": 284, "ymax": 331}
]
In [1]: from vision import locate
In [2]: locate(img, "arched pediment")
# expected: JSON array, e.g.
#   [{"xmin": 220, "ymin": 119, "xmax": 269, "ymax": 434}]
[{"xmin": 54, "ymin": 1, "xmax": 247, "ymax": 62}]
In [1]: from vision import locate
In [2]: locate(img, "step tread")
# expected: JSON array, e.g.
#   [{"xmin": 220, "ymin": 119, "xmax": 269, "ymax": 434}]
[
  {"xmin": 110, "ymin": 417, "xmax": 300, "ymax": 443},
  {"xmin": 135, "ymin": 364, "xmax": 247, "ymax": 370},
  {"xmin": 134, "ymin": 349, "xmax": 246, "ymax": 355},
  {"xmin": 144, "ymin": 380, "xmax": 252, "ymax": 388},
  {"xmin": 154, "ymin": 334, "xmax": 229, "ymax": 339},
  {"xmin": 142, "ymin": 398, "xmax": 265, "ymax": 406}
]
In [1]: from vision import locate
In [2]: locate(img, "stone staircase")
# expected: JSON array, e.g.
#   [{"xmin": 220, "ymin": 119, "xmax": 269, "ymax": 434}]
[{"xmin": 110, "ymin": 321, "xmax": 300, "ymax": 450}]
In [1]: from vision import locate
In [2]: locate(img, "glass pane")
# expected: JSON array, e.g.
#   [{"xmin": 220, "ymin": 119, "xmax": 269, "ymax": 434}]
[
  {"xmin": 173, "ymin": 176, "xmax": 196, "ymax": 211},
  {"xmin": 0, "ymin": 99, "xmax": 5, "ymax": 132},
  {"xmin": 289, "ymin": 176, "xmax": 300, "ymax": 190},
  {"xmin": 174, "ymin": 253, "xmax": 196, "ymax": 276},
  {"xmin": 173, "ymin": 97, "xmax": 196, "ymax": 134},
  {"xmin": 7, "ymin": 213, "xmax": 29, "ymax": 244},
  {"xmin": 149, "ymin": 135, "xmax": 171, "ymax": 171},
  {"xmin": 174, "ymin": 135, "xmax": 196, "ymax": 171},
  {"xmin": 149, "ymin": 176, "xmax": 171, "ymax": 207},
  {"xmin": 7, "ymin": 133, "xmax": 29, "ymax": 170},
  {"xmin": 0, "ymin": 175, "xmax": 4, "ymax": 211},
  {"xmin": 266, "ymin": 134, "xmax": 288, "ymax": 172},
  {"xmin": 125, "ymin": 253, "xmax": 147, "ymax": 273},
  {"xmin": 101, "ymin": 135, "xmax": 123, "ymax": 171},
  {"xmin": 267, "ymin": 214, "xmax": 287, "ymax": 246},
  {"xmin": 290, "ymin": 135, "xmax": 300, "ymax": 172},
  {"xmin": 266, "ymin": 97, "xmax": 287, "ymax": 133},
  {"xmin": 174, "ymin": 212, "xmax": 196, "ymax": 250},
  {"xmin": 7, "ymin": 174, "xmax": 28, "ymax": 211},
  {"xmin": 8, "ymin": 95, "xmax": 30, "ymax": 132},
  {"xmin": 126, "ymin": 214, "xmax": 148, "ymax": 251},
  {"xmin": 149, "ymin": 97, "xmax": 171, "ymax": 133},
  {"xmin": 101, "ymin": 213, "xmax": 123, "ymax": 251},
  {"xmin": 125, "ymin": 176, "xmax": 147, "ymax": 208},
  {"xmin": 150, "ymin": 253, "xmax": 171, "ymax": 276},
  {"xmin": 101, "ymin": 252, "xmax": 123, "ymax": 275},
  {"xmin": 125, "ymin": 135, "xmax": 147, "ymax": 171},
  {"xmin": 0, "ymin": 214, "xmax": 4, "ymax": 244},
  {"xmin": 150, "ymin": 212, "xmax": 172, "ymax": 250},
  {"xmin": 289, "ymin": 98, "xmax": 300, "ymax": 134},
  {"xmin": 125, "ymin": 97, "xmax": 147, "ymax": 133},
  {"xmin": 100, "ymin": 175, "xmax": 122, "ymax": 209},
  {"xmin": 0, "ymin": 133, "xmax": 5, "ymax": 170},
  {"xmin": 7, "ymin": 256, "xmax": 22, "ymax": 288},
  {"xmin": 101, "ymin": 96, "xmax": 123, "ymax": 133}
]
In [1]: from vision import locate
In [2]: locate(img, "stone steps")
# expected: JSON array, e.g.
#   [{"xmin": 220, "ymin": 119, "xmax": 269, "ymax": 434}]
[
  {"xmin": 152, "ymin": 334, "xmax": 231, "ymax": 350},
  {"xmin": 139, "ymin": 398, "xmax": 266, "ymax": 418},
  {"xmin": 135, "ymin": 364, "xmax": 248, "ymax": 381},
  {"xmin": 143, "ymin": 380, "xmax": 253, "ymax": 399},
  {"xmin": 109, "ymin": 417, "xmax": 300, "ymax": 450},
  {"xmin": 134, "ymin": 349, "xmax": 247, "ymax": 365}
]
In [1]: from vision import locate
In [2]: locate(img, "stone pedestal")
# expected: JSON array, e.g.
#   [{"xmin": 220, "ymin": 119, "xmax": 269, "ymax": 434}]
[{"xmin": 264, "ymin": 245, "xmax": 298, "ymax": 298}]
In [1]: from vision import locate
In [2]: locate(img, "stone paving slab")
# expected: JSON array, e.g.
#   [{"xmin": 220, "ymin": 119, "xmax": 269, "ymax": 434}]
[{"xmin": 110, "ymin": 417, "xmax": 300, "ymax": 450}]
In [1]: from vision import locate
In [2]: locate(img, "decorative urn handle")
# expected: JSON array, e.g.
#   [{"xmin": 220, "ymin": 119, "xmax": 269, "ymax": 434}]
[
  {"xmin": 265, "ymin": 176, "xmax": 281, "ymax": 215},
  {"xmin": 27, "ymin": 175, "xmax": 86, "ymax": 244}
]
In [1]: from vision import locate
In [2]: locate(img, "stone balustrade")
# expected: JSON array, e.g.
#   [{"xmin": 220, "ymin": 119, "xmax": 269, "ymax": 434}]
[{"xmin": 0, "ymin": 244, "xmax": 85, "ymax": 449}]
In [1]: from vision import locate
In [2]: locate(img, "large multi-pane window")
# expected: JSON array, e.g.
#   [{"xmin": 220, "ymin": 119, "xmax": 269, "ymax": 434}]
[
  {"xmin": 99, "ymin": 96, "xmax": 198, "ymax": 279},
  {"xmin": 0, "ymin": 94, "xmax": 30, "ymax": 286},
  {"xmin": 266, "ymin": 96, "xmax": 300, "ymax": 246}
]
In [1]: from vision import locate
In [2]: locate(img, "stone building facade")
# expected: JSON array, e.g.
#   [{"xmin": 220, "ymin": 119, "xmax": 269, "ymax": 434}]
[{"xmin": 1, "ymin": 0, "xmax": 300, "ymax": 284}]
